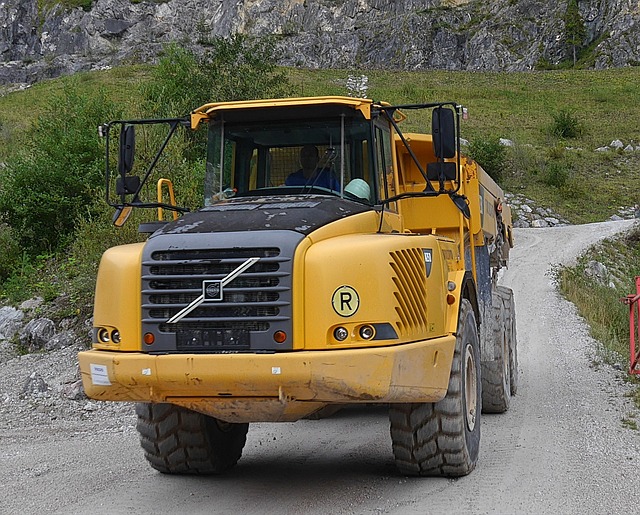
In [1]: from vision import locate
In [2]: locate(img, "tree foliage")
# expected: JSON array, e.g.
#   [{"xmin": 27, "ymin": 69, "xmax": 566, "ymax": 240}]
[
  {"xmin": 563, "ymin": 0, "xmax": 586, "ymax": 66},
  {"xmin": 469, "ymin": 137, "xmax": 507, "ymax": 183},
  {"xmin": 143, "ymin": 34, "xmax": 292, "ymax": 118},
  {"xmin": 0, "ymin": 78, "xmax": 121, "ymax": 254}
]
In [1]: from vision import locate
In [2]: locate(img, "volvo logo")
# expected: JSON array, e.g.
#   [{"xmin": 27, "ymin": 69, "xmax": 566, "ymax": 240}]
[
  {"xmin": 204, "ymin": 281, "xmax": 222, "ymax": 301},
  {"xmin": 166, "ymin": 257, "xmax": 260, "ymax": 324}
]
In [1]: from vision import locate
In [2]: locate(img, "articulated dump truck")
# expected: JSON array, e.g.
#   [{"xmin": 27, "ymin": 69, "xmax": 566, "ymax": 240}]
[{"xmin": 79, "ymin": 96, "xmax": 517, "ymax": 477}]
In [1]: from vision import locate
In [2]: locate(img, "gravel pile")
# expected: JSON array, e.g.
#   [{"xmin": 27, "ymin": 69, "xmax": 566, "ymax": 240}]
[{"xmin": 0, "ymin": 343, "xmax": 134, "ymax": 433}]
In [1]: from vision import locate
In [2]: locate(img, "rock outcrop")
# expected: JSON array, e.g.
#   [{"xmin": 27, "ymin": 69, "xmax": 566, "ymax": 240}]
[{"xmin": 0, "ymin": 0, "xmax": 639, "ymax": 86}]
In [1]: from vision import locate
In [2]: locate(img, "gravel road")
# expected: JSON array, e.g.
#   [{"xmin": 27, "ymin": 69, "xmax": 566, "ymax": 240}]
[{"xmin": 1, "ymin": 220, "xmax": 638, "ymax": 515}]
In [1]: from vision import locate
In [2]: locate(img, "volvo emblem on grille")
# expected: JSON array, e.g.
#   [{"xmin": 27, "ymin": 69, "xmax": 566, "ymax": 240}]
[
  {"xmin": 166, "ymin": 257, "xmax": 260, "ymax": 324},
  {"xmin": 203, "ymin": 280, "xmax": 223, "ymax": 301}
]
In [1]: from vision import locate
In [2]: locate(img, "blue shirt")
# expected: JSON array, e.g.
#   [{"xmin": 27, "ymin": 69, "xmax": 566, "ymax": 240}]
[{"xmin": 285, "ymin": 169, "xmax": 340, "ymax": 191}]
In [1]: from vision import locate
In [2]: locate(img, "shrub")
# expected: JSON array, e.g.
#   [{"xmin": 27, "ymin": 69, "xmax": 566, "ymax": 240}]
[
  {"xmin": 0, "ymin": 78, "xmax": 121, "ymax": 254},
  {"xmin": 468, "ymin": 136, "xmax": 507, "ymax": 183},
  {"xmin": 143, "ymin": 35, "xmax": 292, "ymax": 118},
  {"xmin": 541, "ymin": 160, "xmax": 570, "ymax": 188},
  {"xmin": 550, "ymin": 109, "xmax": 583, "ymax": 139},
  {"xmin": 0, "ymin": 224, "xmax": 21, "ymax": 280}
]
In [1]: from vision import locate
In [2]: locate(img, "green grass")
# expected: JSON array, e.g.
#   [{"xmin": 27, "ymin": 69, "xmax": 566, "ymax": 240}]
[
  {"xmin": 0, "ymin": 65, "xmax": 151, "ymax": 160},
  {"xmin": 622, "ymin": 416, "xmax": 638, "ymax": 431}
]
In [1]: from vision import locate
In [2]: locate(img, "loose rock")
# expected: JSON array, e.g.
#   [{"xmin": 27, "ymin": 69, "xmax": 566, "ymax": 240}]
[
  {"xmin": 0, "ymin": 306, "xmax": 24, "ymax": 340},
  {"xmin": 20, "ymin": 318, "xmax": 56, "ymax": 352},
  {"xmin": 21, "ymin": 372, "xmax": 50, "ymax": 398}
]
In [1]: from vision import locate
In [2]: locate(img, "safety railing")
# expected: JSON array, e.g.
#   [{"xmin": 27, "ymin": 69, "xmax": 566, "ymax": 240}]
[{"xmin": 621, "ymin": 277, "xmax": 640, "ymax": 375}]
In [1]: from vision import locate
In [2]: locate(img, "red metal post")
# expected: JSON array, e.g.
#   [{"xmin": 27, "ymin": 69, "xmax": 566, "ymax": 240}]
[{"xmin": 621, "ymin": 277, "xmax": 640, "ymax": 375}]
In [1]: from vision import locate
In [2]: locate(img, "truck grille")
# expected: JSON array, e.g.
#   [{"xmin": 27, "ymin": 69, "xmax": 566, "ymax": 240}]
[
  {"xmin": 141, "ymin": 232, "xmax": 299, "ymax": 353},
  {"xmin": 390, "ymin": 248, "xmax": 428, "ymax": 338}
]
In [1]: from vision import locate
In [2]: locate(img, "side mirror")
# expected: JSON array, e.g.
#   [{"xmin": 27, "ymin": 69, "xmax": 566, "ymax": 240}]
[
  {"xmin": 432, "ymin": 107, "xmax": 456, "ymax": 159},
  {"xmin": 112, "ymin": 206, "xmax": 133, "ymax": 227},
  {"xmin": 118, "ymin": 124, "xmax": 135, "ymax": 174},
  {"xmin": 116, "ymin": 176, "xmax": 141, "ymax": 196}
]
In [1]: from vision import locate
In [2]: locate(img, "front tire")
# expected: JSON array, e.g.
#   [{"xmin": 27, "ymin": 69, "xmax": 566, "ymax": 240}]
[
  {"xmin": 389, "ymin": 299, "xmax": 482, "ymax": 477},
  {"xmin": 135, "ymin": 403, "xmax": 248, "ymax": 474}
]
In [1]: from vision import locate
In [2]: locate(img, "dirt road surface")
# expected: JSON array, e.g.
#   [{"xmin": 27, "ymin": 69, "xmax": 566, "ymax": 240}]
[{"xmin": 1, "ymin": 220, "xmax": 638, "ymax": 514}]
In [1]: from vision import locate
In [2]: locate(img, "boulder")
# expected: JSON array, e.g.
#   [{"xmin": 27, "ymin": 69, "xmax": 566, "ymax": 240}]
[
  {"xmin": 19, "ymin": 318, "xmax": 56, "ymax": 352},
  {"xmin": 585, "ymin": 260, "xmax": 610, "ymax": 286},
  {"xmin": 61, "ymin": 379, "xmax": 86, "ymax": 401},
  {"xmin": 45, "ymin": 330, "xmax": 77, "ymax": 351},
  {"xmin": 0, "ymin": 306, "xmax": 24, "ymax": 340}
]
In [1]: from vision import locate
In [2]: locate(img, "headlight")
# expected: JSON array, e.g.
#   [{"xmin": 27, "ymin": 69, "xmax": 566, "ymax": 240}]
[
  {"xmin": 359, "ymin": 325, "xmax": 375, "ymax": 340},
  {"xmin": 97, "ymin": 328, "xmax": 110, "ymax": 343},
  {"xmin": 333, "ymin": 327, "xmax": 349, "ymax": 342}
]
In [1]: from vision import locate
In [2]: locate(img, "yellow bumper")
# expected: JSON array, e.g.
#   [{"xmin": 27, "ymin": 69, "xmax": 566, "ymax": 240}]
[{"xmin": 79, "ymin": 336, "xmax": 455, "ymax": 423}]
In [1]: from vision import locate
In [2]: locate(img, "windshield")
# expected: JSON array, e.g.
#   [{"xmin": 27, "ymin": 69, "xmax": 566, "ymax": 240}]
[{"xmin": 204, "ymin": 116, "xmax": 380, "ymax": 206}]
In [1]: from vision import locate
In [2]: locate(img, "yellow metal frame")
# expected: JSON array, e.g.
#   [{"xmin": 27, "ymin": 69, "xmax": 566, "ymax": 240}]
[
  {"xmin": 156, "ymin": 178, "xmax": 178, "ymax": 221},
  {"xmin": 191, "ymin": 96, "xmax": 377, "ymax": 129}
]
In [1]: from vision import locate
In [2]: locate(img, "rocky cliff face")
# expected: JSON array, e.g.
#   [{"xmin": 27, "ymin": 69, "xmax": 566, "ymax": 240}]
[{"xmin": 1, "ymin": 0, "xmax": 638, "ymax": 85}]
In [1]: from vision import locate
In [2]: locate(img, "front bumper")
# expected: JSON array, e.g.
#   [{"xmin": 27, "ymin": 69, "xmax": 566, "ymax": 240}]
[{"xmin": 79, "ymin": 335, "xmax": 455, "ymax": 422}]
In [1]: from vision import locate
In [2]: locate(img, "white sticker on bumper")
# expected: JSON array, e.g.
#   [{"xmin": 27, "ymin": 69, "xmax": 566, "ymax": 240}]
[{"xmin": 90, "ymin": 363, "xmax": 111, "ymax": 386}]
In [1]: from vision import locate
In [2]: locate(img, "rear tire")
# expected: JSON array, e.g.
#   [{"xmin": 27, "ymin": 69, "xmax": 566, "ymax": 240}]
[
  {"xmin": 498, "ymin": 285, "xmax": 519, "ymax": 395},
  {"xmin": 481, "ymin": 288, "xmax": 511, "ymax": 413},
  {"xmin": 135, "ymin": 403, "xmax": 248, "ymax": 474},
  {"xmin": 389, "ymin": 299, "xmax": 481, "ymax": 477}
]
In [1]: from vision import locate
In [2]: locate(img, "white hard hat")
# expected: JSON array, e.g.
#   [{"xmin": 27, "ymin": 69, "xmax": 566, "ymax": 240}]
[{"xmin": 345, "ymin": 178, "xmax": 371, "ymax": 200}]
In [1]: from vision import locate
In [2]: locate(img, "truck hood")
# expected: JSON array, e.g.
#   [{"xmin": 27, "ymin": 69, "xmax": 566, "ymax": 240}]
[{"xmin": 150, "ymin": 195, "xmax": 372, "ymax": 238}]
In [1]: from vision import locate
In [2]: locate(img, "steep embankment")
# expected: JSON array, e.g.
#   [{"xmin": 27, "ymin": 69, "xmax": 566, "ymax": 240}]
[{"xmin": 1, "ymin": 0, "xmax": 640, "ymax": 85}]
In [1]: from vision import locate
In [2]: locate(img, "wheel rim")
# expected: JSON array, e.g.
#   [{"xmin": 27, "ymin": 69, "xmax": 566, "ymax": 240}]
[{"xmin": 464, "ymin": 343, "xmax": 478, "ymax": 431}]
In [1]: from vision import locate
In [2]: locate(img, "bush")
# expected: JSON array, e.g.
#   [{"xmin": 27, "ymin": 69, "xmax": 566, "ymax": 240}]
[
  {"xmin": 541, "ymin": 161, "xmax": 570, "ymax": 188},
  {"xmin": 0, "ymin": 224, "xmax": 21, "ymax": 280},
  {"xmin": 143, "ymin": 35, "xmax": 292, "ymax": 118},
  {"xmin": 469, "ymin": 136, "xmax": 507, "ymax": 183},
  {"xmin": 0, "ymin": 78, "xmax": 121, "ymax": 254},
  {"xmin": 550, "ymin": 109, "xmax": 583, "ymax": 139},
  {"xmin": 136, "ymin": 34, "xmax": 292, "ymax": 206}
]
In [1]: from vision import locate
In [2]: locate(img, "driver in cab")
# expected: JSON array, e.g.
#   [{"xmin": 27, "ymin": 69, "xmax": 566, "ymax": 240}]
[{"xmin": 285, "ymin": 145, "xmax": 340, "ymax": 191}]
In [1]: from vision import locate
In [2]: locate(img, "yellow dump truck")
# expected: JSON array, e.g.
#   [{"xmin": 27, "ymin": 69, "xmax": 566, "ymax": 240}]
[{"xmin": 79, "ymin": 96, "xmax": 516, "ymax": 477}]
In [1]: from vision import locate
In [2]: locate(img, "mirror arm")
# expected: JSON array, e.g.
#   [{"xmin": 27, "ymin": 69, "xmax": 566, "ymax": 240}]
[
  {"xmin": 105, "ymin": 117, "xmax": 189, "ymax": 210},
  {"xmin": 114, "ymin": 201, "xmax": 191, "ymax": 213},
  {"xmin": 130, "ymin": 119, "xmax": 182, "ymax": 200}
]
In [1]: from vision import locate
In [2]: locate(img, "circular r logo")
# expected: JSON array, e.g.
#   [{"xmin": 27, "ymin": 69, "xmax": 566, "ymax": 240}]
[{"xmin": 332, "ymin": 285, "xmax": 360, "ymax": 317}]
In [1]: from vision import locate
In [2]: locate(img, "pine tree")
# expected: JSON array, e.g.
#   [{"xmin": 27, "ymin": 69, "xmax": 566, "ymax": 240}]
[{"xmin": 563, "ymin": 0, "xmax": 587, "ymax": 66}]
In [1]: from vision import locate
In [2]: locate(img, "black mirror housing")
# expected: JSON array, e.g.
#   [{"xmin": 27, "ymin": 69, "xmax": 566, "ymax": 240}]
[
  {"xmin": 116, "ymin": 176, "xmax": 141, "ymax": 196},
  {"xmin": 118, "ymin": 124, "xmax": 135, "ymax": 174},
  {"xmin": 432, "ymin": 107, "xmax": 456, "ymax": 159}
]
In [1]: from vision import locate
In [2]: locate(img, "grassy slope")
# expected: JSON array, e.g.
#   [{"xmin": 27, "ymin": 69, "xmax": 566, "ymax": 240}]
[
  {"xmin": 290, "ymin": 67, "xmax": 640, "ymax": 223},
  {"xmin": 4, "ymin": 65, "xmax": 637, "ymax": 220}
]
